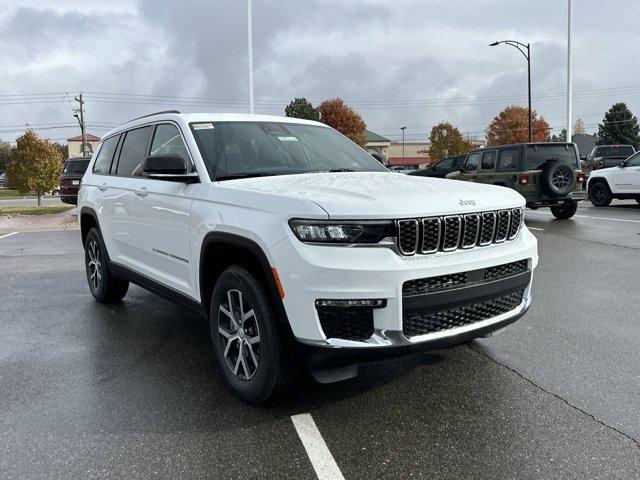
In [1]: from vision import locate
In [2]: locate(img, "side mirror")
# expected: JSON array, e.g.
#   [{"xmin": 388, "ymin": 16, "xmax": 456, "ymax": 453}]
[
  {"xmin": 580, "ymin": 155, "xmax": 587, "ymax": 160},
  {"xmin": 459, "ymin": 165, "xmax": 466, "ymax": 173},
  {"xmin": 620, "ymin": 160, "xmax": 628, "ymax": 168},
  {"xmin": 142, "ymin": 155, "xmax": 199, "ymax": 183}
]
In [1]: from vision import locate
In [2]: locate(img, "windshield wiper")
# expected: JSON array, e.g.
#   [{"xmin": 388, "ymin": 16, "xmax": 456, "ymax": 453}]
[{"xmin": 322, "ymin": 168, "xmax": 357, "ymax": 173}]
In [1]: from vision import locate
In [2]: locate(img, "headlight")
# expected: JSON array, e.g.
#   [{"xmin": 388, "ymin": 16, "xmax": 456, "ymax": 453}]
[{"xmin": 289, "ymin": 219, "xmax": 395, "ymax": 244}]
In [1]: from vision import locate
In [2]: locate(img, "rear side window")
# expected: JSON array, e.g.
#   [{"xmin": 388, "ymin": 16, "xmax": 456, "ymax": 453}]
[
  {"xmin": 526, "ymin": 144, "xmax": 578, "ymax": 169},
  {"xmin": 92, "ymin": 135, "xmax": 120, "ymax": 175},
  {"xmin": 497, "ymin": 149, "xmax": 519, "ymax": 171},
  {"xmin": 481, "ymin": 151, "xmax": 496, "ymax": 170},
  {"xmin": 464, "ymin": 152, "xmax": 480, "ymax": 171},
  {"xmin": 150, "ymin": 124, "xmax": 191, "ymax": 165},
  {"xmin": 115, "ymin": 126, "xmax": 153, "ymax": 177}
]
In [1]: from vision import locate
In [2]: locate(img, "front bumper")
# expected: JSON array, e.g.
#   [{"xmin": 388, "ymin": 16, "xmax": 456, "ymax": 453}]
[{"xmin": 269, "ymin": 227, "xmax": 538, "ymax": 356}]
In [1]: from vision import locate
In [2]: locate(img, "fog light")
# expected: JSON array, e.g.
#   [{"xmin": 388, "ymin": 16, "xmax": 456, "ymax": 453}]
[{"xmin": 315, "ymin": 299, "xmax": 386, "ymax": 308}]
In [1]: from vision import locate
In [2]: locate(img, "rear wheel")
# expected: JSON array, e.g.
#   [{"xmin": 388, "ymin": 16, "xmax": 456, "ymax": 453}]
[
  {"xmin": 550, "ymin": 200, "xmax": 578, "ymax": 219},
  {"xmin": 210, "ymin": 266, "xmax": 292, "ymax": 404},
  {"xmin": 589, "ymin": 182, "xmax": 612, "ymax": 207},
  {"xmin": 84, "ymin": 228, "xmax": 129, "ymax": 302}
]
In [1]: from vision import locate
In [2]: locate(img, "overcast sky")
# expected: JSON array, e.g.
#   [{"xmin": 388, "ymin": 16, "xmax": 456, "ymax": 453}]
[{"xmin": 1, "ymin": 0, "xmax": 638, "ymax": 145}]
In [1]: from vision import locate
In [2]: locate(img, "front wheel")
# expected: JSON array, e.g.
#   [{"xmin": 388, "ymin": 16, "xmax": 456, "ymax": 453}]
[
  {"xmin": 84, "ymin": 228, "xmax": 129, "ymax": 302},
  {"xmin": 210, "ymin": 266, "xmax": 292, "ymax": 404},
  {"xmin": 550, "ymin": 200, "xmax": 578, "ymax": 219},
  {"xmin": 589, "ymin": 182, "xmax": 612, "ymax": 207}
]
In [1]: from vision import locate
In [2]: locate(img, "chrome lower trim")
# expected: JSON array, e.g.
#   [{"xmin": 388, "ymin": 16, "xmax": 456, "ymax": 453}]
[{"xmin": 299, "ymin": 292, "xmax": 531, "ymax": 349}]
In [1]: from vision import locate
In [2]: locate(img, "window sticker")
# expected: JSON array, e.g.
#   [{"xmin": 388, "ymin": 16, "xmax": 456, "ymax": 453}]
[
  {"xmin": 193, "ymin": 123, "xmax": 214, "ymax": 130},
  {"xmin": 277, "ymin": 135, "xmax": 299, "ymax": 142}
]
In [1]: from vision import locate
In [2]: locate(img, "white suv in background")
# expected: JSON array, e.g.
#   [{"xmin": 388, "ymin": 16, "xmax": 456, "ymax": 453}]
[
  {"xmin": 587, "ymin": 151, "xmax": 640, "ymax": 206},
  {"xmin": 78, "ymin": 111, "xmax": 538, "ymax": 403}
]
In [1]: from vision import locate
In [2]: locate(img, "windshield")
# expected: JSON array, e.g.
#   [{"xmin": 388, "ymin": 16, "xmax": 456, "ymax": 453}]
[
  {"xmin": 190, "ymin": 121, "xmax": 387, "ymax": 180},
  {"xmin": 593, "ymin": 146, "xmax": 635, "ymax": 158},
  {"xmin": 63, "ymin": 159, "xmax": 90, "ymax": 174},
  {"xmin": 526, "ymin": 145, "xmax": 579, "ymax": 170}
]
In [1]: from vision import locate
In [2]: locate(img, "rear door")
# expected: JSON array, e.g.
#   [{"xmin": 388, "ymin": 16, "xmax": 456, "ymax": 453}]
[
  {"xmin": 476, "ymin": 150, "xmax": 496, "ymax": 184},
  {"xmin": 613, "ymin": 152, "xmax": 640, "ymax": 193},
  {"xmin": 108, "ymin": 126, "xmax": 154, "ymax": 269},
  {"xmin": 130, "ymin": 123, "xmax": 199, "ymax": 296}
]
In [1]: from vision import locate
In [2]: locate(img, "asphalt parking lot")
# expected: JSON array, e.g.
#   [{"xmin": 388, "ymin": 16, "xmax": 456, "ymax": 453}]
[{"xmin": 1, "ymin": 202, "xmax": 639, "ymax": 479}]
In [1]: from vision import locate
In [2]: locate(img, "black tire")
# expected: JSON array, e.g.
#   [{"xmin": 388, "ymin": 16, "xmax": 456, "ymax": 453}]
[
  {"xmin": 550, "ymin": 200, "xmax": 578, "ymax": 219},
  {"xmin": 588, "ymin": 181, "xmax": 612, "ymax": 207},
  {"xmin": 84, "ymin": 228, "xmax": 129, "ymax": 302},
  {"xmin": 541, "ymin": 161, "xmax": 576, "ymax": 197},
  {"xmin": 210, "ymin": 266, "xmax": 292, "ymax": 404}
]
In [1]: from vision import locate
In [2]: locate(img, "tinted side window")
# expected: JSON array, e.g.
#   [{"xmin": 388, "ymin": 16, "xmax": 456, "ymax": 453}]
[
  {"xmin": 627, "ymin": 152, "xmax": 640, "ymax": 167},
  {"xmin": 497, "ymin": 149, "xmax": 519, "ymax": 171},
  {"xmin": 150, "ymin": 124, "xmax": 190, "ymax": 166},
  {"xmin": 115, "ymin": 127, "xmax": 152, "ymax": 177},
  {"xmin": 465, "ymin": 153, "xmax": 480, "ymax": 171},
  {"xmin": 435, "ymin": 157, "xmax": 454, "ymax": 171},
  {"xmin": 92, "ymin": 135, "xmax": 120, "ymax": 174},
  {"xmin": 481, "ymin": 151, "xmax": 496, "ymax": 170}
]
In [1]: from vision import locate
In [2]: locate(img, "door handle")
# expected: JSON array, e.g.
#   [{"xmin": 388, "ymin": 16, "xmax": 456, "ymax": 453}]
[
  {"xmin": 135, "ymin": 187, "xmax": 149, "ymax": 197},
  {"xmin": 98, "ymin": 183, "xmax": 107, "ymax": 191}
]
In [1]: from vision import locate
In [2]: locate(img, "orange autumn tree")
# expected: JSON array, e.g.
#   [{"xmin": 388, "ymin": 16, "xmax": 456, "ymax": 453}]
[
  {"xmin": 318, "ymin": 98, "xmax": 367, "ymax": 147},
  {"xmin": 486, "ymin": 105, "xmax": 550, "ymax": 146}
]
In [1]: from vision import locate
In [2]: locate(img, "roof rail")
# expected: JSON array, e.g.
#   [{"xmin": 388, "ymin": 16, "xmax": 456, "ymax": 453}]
[{"xmin": 127, "ymin": 110, "xmax": 181, "ymax": 123}]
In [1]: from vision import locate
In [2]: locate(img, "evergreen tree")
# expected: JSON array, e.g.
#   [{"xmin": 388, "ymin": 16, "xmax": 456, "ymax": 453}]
[
  {"xmin": 284, "ymin": 97, "xmax": 320, "ymax": 121},
  {"xmin": 597, "ymin": 102, "xmax": 640, "ymax": 148}
]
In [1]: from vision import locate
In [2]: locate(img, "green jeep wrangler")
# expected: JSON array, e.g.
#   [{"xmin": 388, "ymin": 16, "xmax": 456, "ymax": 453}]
[{"xmin": 448, "ymin": 143, "xmax": 587, "ymax": 219}]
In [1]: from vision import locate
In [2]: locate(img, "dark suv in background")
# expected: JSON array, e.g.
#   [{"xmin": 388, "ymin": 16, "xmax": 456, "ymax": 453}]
[
  {"xmin": 59, "ymin": 157, "xmax": 90, "ymax": 204},
  {"xmin": 409, "ymin": 154, "xmax": 465, "ymax": 178},
  {"xmin": 448, "ymin": 143, "xmax": 587, "ymax": 219},
  {"xmin": 583, "ymin": 144, "xmax": 635, "ymax": 174}
]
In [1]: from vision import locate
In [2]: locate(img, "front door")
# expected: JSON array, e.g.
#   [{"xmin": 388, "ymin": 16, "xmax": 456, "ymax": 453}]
[
  {"xmin": 459, "ymin": 152, "xmax": 480, "ymax": 182},
  {"xmin": 613, "ymin": 152, "xmax": 640, "ymax": 193},
  {"xmin": 476, "ymin": 150, "xmax": 496, "ymax": 184}
]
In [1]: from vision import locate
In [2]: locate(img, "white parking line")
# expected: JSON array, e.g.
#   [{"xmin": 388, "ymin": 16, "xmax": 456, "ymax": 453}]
[
  {"xmin": 291, "ymin": 413, "xmax": 345, "ymax": 480},
  {"xmin": 526, "ymin": 211, "xmax": 640, "ymax": 224},
  {"xmin": 0, "ymin": 232, "xmax": 18, "ymax": 240},
  {"xmin": 526, "ymin": 226, "xmax": 545, "ymax": 231}
]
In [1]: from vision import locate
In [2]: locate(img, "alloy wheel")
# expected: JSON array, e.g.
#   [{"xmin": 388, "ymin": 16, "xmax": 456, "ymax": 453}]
[
  {"xmin": 218, "ymin": 289, "xmax": 261, "ymax": 380},
  {"xmin": 552, "ymin": 166, "xmax": 572, "ymax": 189},
  {"xmin": 87, "ymin": 240, "xmax": 103, "ymax": 292}
]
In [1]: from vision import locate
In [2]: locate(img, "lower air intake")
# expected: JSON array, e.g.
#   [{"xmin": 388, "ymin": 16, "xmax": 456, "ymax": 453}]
[{"xmin": 317, "ymin": 306, "xmax": 374, "ymax": 341}]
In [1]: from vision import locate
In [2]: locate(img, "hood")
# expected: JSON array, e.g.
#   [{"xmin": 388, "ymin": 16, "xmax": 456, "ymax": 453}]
[
  {"xmin": 591, "ymin": 165, "xmax": 619, "ymax": 174},
  {"xmin": 220, "ymin": 172, "xmax": 524, "ymax": 218}
]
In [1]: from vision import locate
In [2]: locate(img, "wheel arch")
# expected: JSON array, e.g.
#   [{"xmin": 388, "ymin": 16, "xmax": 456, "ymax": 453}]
[
  {"xmin": 199, "ymin": 232, "xmax": 289, "ymax": 327},
  {"xmin": 79, "ymin": 206, "xmax": 100, "ymax": 246},
  {"xmin": 587, "ymin": 175, "xmax": 612, "ymax": 193}
]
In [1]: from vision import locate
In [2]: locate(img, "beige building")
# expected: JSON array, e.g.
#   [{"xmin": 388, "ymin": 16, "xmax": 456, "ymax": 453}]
[
  {"xmin": 67, "ymin": 133, "xmax": 101, "ymax": 158},
  {"xmin": 388, "ymin": 141, "xmax": 430, "ymax": 158},
  {"xmin": 363, "ymin": 130, "xmax": 392, "ymax": 159}
]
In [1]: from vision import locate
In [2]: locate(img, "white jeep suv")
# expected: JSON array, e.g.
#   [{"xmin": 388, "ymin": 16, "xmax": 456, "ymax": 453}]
[
  {"xmin": 78, "ymin": 111, "xmax": 538, "ymax": 403},
  {"xmin": 587, "ymin": 151, "xmax": 640, "ymax": 206}
]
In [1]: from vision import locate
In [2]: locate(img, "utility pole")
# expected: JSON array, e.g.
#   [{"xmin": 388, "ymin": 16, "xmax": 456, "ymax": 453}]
[
  {"xmin": 401, "ymin": 126, "xmax": 406, "ymax": 157},
  {"xmin": 73, "ymin": 93, "xmax": 87, "ymax": 156},
  {"xmin": 247, "ymin": 0, "xmax": 255, "ymax": 114},
  {"xmin": 566, "ymin": 0, "xmax": 573, "ymax": 143}
]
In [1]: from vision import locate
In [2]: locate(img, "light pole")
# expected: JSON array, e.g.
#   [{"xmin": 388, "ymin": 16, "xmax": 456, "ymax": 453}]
[
  {"xmin": 401, "ymin": 126, "xmax": 406, "ymax": 157},
  {"xmin": 247, "ymin": 0, "xmax": 254, "ymax": 114},
  {"xmin": 566, "ymin": 0, "xmax": 573, "ymax": 142},
  {"xmin": 490, "ymin": 40, "xmax": 532, "ymax": 142}
]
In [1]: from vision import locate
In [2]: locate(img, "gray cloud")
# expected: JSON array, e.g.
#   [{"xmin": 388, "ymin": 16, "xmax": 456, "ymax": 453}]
[{"xmin": 0, "ymin": 0, "xmax": 638, "ymax": 144}]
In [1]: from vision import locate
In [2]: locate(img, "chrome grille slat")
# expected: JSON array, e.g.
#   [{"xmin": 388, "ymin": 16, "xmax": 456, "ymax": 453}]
[
  {"xmin": 397, "ymin": 219, "xmax": 419, "ymax": 255},
  {"xmin": 442, "ymin": 215, "xmax": 462, "ymax": 251},
  {"xmin": 395, "ymin": 208, "xmax": 524, "ymax": 256},
  {"xmin": 479, "ymin": 212, "xmax": 497, "ymax": 246},
  {"xmin": 462, "ymin": 213, "xmax": 480, "ymax": 249},
  {"xmin": 421, "ymin": 218, "xmax": 441, "ymax": 253}
]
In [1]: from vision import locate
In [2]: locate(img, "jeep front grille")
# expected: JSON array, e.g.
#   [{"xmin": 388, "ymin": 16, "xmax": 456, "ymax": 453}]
[{"xmin": 396, "ymin": 207, "xmax": 524, "ymax": 256}]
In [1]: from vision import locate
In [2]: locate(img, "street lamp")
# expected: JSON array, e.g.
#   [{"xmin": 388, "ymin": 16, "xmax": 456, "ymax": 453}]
[
  {"xmin": 401, "ymin": 126, "xmax": 406, "ymax": 157},
  {"xmin": 490, "ymin": 40, "xmax": 532, "ymax": 142}
]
